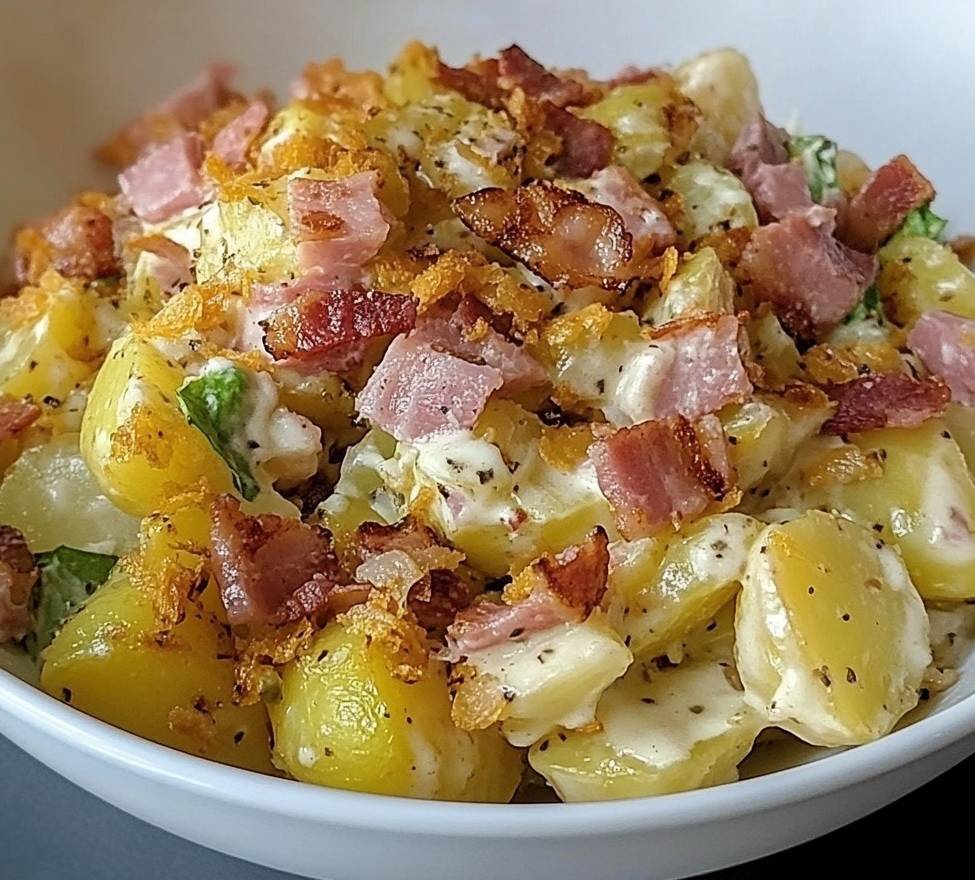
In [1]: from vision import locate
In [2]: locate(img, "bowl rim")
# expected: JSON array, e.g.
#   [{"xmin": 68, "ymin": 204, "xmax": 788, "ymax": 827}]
[{"xmin": 1, "ymin": 665, "xmax": 973, "ymax": 836}]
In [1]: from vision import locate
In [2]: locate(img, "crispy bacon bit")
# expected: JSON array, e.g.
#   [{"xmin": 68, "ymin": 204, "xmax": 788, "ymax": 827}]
[
  {"xmin": 542, "ymin": 103, "xmax": 614, "ymax": 177},
  {"xmin": 0, "ymin": 526, "xmax": 36, "ymax": 643},
  {"xmin": 454, "ymin": 181, "xmax": 641, "ymax": 290},
  {"xmin": 607, "ymin": 65, "xmax": 659, "ymax": 88},
  {"xmin": 839, "ymin": 155, "xmax": 935, "ymax": 252},
  {"xmin": 262, "ymin": 287, "xmax": 417, "ymax": 372},
  {"xmin": 526, "ymin": 527, "xmax": 609, "ymax": 615},
  {"xmin": 208, "ymin": 494, "xmax": 350, "ymax": 626},
  {"xmin": 909, "ymin": 310, "xmax": 975, "ymax": 406},
  {"xmin": 16, "ymin": 205, "xmax": 119, "ymax": 285},
  {"xmin": 496, "ymin": 45, "xmax": 590, "ymax": 108},
  {"xmin": 211, "ymin": 100, "xmax": 270, "ymax": 169},
  {"xmin": 355, "ymin": 516, "xmax": 446, "ymax": 563},
  {"xmin": 97, "ymin": 63, "xmax": 236, "ymax": 166},
  {"xmin": 0, "ymin": 395, "xmax": 41, "ymax": 440},
  {"xmin": 436, "ymin": 60, "xmax": 505, "ymax": 108},
  {"xmin": 118, "ymin": 133, "xmax": 210, "ymax": 222},
  {"xmin": 411, "ymin": 296, "xmax": 546, "ymax": 395},
  {"xmin": 356, "ymin": 334, "xmax": 503, "ymax": 441},
  {"xmin": 590, "ymin": 414, "xmax": 734, "ymax": 540},
  {"xmin": 739, "ymin": 212, "xmax": 877, "ymax": 339},
  {"xmin": 644, "ymin": 314, "xmax": 753, "ymax": 421},
  {"xmin": 729, "ymin": 116, "xmax": 815, "ymax": 222},
  {"xmin": 574, "ymin": 166, "xmax": 675, "ymax": 259},
  {"xmin": 821, "ymin": 374, "xmax": 950, "ymax": 435},
  {"xmin": 287, "ymin": 171, "xmax": 392, "ymax": 282}
]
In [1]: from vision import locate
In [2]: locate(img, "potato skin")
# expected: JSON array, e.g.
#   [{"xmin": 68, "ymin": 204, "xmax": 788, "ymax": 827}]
[{"xmin": 269, "ymin": 613, "xmax": 522, "ymax": 801}]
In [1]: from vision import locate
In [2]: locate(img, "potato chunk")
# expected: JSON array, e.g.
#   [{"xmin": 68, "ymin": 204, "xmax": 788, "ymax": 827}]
[
  {"xmin": 529, "ymin": 619, "xmax": 761, "ymax": 801},
  {"xmin": 735, "ymin": 511, "xmax": 930, "ymax": 747},
  {"xmin": 607, "ymin": 513, "xmax": 763, "ymax": 659},
  {"xmin": 80, "ymin": 334, "xmax": 234, "ymax": 515},
  {"xmin": 269, "ymin": 610, "xmax": 521, "ymax": 800},
  {"xmin": 770, "ymin": 421, "xmax": 975, "ymax": 600}
]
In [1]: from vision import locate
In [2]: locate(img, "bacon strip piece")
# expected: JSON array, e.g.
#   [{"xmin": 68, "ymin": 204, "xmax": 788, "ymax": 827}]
[
  {"xmin": 211, "ymin": 99, "xmax": 270, "ymax": 169},
  {"xmin": 118, "ymin": 133, "xmax": 210, "ymax": 222},
  {"xmin": 16, "ymin": 205, "xmax": 119, "ymax": 285},
  {"xmin": 728, "ymin": 116, "xmax": 816, "ymax": 222},
  {"xmin": 209, "ymin": 494, "xmax": 352, "ymax": 626},
  {"xmin": 444, "ymin": 527, "xmax": 608, "ymax": 660},
  {"xmin": 496, "ymin": 45, "xmax": 590, "ymax": 108},
  {"xmin": 909, "ymin": 310, "xmax": 975, "ymax": 406},
  {"xmin": 839, "ymin": 155, "xmax": 935, "ymax": 253},
  {"xmin": 0, "ymin": 395, "xmax": 41, "ymax": 440},
  {"xmin": 453, "ymin": 181, "xmax": 639, "ymax": 290},
  {"xmin": 590, "ymin": 415, "xmax": 734, "ymax": 540},
  {"xmin": 287, "ymin": 171, "xmax": 392, "ymax": 283},
  {"xmin": 436, "ymin": 60, "xmax": 505, "ymax": 108},
  {"xmin": 739, "ymin": 211, "xmax": 877, "ymax": 339},
  {"xmin": 262, "ymin": 287, "xmax": 417, "ymax": 372},
  {"xmin": 0, "ymin": 526, "xmax": 36, "ymax": 643},
  {"xmin": 574, "ymin": 166, "xmax": 675, "ymax": 258},
  {"xmin": 644, "ymin": 314, "xmax": 753, "ymax": 421},
  {"xmin": 821, "ymin": 373, "xmax": 950, "ymax": 435},
  {"xmin": 356, "ymin": 334, "xmax": 503, "ymax": 441},
  {"xmin": 410, "ymin": 296, "xmax": 546, "ymax": 395},
  {"xmin": 542, "ymin": 104, "xmax": 614, "ymax": 178}
]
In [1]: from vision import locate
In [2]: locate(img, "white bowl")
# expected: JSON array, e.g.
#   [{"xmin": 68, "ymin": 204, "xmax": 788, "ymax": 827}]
[{"xmin": 1, "ymin": 2, "xmax": 974, "ymax": 878}]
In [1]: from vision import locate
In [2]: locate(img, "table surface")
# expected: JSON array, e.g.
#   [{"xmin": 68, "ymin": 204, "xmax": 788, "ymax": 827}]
[{"xmin": 0, "ymin": 734, "xmax": 967, "ymax": 879}]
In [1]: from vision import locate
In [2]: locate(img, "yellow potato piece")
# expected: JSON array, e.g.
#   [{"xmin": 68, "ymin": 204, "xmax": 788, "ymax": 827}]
[
  {"xmin": 771, "ymin": 421, "xmax": 975, "ymax": 600},
  {"xmin": 529, "ymin": 646, "xmax": 761, "ymax": 801},
  {"xmin": 269, "ymin": 612, "xmax": 521, "ymax": 801},
  {"xmin": 735, "ymin": 511, "xmax": 930, "ymax": 747},
  {"xmin": 665, "ymin": 161, "xmax": 758, "ymax": 246},
  {"xmin": 80, "ymin": 334, "xmax": 234, "ymax": 516},
  {"xmin": 607, "ymin": 513, "xmax": 763, "ymax": 659}
]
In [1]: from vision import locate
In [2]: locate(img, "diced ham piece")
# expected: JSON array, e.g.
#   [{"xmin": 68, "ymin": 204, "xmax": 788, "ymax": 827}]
[
  {"xmin": 729, "ymin": 115, "xmax": 816, "ymax": 222},
  {"xmin": 444, "ymin": 527, "xmax": 608, "ymax": 660},
  {"xmin": 909, "ymin": 310, "xmax": 975, "ymax": 406},
  {"xmin": 410, "ymin": 296, "xmax": 546, "ymax": 395},
  {"xmin": 740, "ymin": 211, "xmax": 877, "ymax": 339},
  {"xmin": 839, "ymin": 155, "xmax": 935, "ymax": 252},
  {"xmin": 575, "ymin": 166, "xmax": 676, "ymax": 260},
  {"xmin": 0, "ymin": 526, "xmax": 36, "ymax": 643},
  {"xmin": 287, "ymin": 171, "xmax": 392, "ymax": 283},
  {"xmin": 211, "ymin": 99, "xmax": 270, "ymax": 169},
  {"xmin": 542, "ymin": 103, "xmax": 614, "ymax": 178},
  {"xmin": 640, "ymin": 314, "xmax": 753, "ymax": 421},
  {"xmin": 118, "ymin": 133, "xmax": 210, "ymax": 223},
  {"xmin": 356, "ymin": 334, "xmax": 504, "ymax": 442},
  {"xmin": 821, "ymin": 373, "xmax": 950, "ymax": 435},
  {"xmin": 209, "ymin": 494, "xmax": 352, "ymax": 626},
  {"xmin": 591, "ymin": 414, "xmax": 735, "ymax": 540},
  {"xmin": 453, "ymin": 181, "xmax": 639, "ymax": 290},
  {"xmin": 20, "ymin": 206, "xmax": 119, "ymax": 283},
  {"xmin": 496, "ymin": 45, "xmax": 590, "ymax": 108},
  {"xmin": 0, "ymin": 395, "xmax": 41, "ymax": 440},
  {"xmin": 262, "ymin": 286, "xmax": 417, "ymax": 372}
]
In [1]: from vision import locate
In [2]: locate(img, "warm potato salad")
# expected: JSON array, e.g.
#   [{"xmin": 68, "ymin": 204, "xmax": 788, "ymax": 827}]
[{"xmin": 2, "ymin": 43, "xmax": 974, "ymax": 803}]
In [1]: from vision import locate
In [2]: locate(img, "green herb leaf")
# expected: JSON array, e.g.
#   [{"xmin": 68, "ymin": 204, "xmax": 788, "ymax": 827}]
[
  {"xmin": 177, "ymin": 364, "xmax": 260, "ymax": 501},
  {"xmin": 844, "ymin": 284, "xmax": 883, "ymax": 325},
  {"xmin": 898, "ymin": 204, "xmax": 947, "ymax": 241},
  {"xmin": 27, "ymin": 547, "xmax": 118, "ymax": 658},
  {"xmin": 788, "ymin": 134, "xmax": 840, "ymax": 204}
]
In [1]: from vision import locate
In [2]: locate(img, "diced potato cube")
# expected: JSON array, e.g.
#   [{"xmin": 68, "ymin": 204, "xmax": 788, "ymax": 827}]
[
  {"xmin": 746, "ymin": 308, "xmax": 802, "ymax": 387},
  {"xmin": 878, "ymin": 235, "xmax": 975, "ymax": 326},
  {"xmin": 607, "ymin": 513, "xmax": 763, "ymax": 658},
  {"xmin": 666, "ymin": 161, "xmax": 758, "ymax": 246},
  {"xmin": 269, "ymin": 609, "xmax": 521, "ymax": 801},
  {"xmin": 0, "ymin": 433, "xmax": 139, "ymax": 555},
  {"xmin": 770, "ymin": 421, "xmax": 975, "ymax": 600},
  {"xmin": 529, "ymin": 651, "xmax": 762, "ymax": 801},
  {"xmin": 645, "ymin": 247, "xmax": 735, "ymax": 325},
  {"xmin": 735, "ymin": 511, "xmax": 930, "ymax": 746}
]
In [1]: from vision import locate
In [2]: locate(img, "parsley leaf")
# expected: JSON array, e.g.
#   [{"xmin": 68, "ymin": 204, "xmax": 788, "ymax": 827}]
[
  {"xmin": 788, "ymin": 134, "xmax": 840, "ymax": 204},
  {"xmin": 898, "ymin": 204, "xmax": 947, "ymax": 241},
  {"xmin": 27, "ymin": 547, "xmax": 117, "ymax": 658},
  {"xmin": 844, "ymin": 284, "xmax": 884, "ymax": 325},
  {"xmin": 177, "ymin": 364, "xmax": 259, "ymax": 500}
]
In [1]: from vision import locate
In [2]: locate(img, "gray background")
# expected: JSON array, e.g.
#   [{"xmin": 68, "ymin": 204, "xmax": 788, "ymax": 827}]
[{"xmin": 1, "ymin": 734, "xmax": 968, "ymax": 878}]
